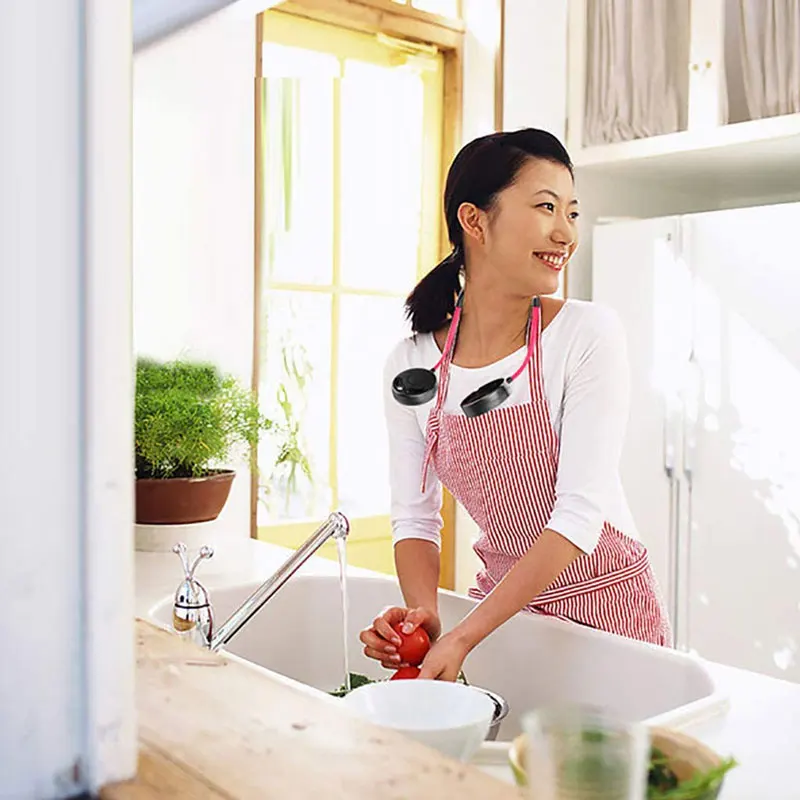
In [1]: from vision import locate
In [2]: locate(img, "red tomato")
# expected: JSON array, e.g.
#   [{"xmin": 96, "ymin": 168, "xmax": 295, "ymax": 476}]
[
  {"xmin": 391, "ymin": 623, "xmax": 431, "ymax": 666},
  {"xmin": 390, "ymin": 666, "xmax": 421, "ymax": 680}
]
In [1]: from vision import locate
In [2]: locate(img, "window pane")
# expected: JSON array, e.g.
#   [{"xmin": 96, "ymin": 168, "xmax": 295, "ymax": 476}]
[
  {"xmin": 258, "ymin": 290, "xmax": 332, "ymax": 522},
  {"xmin": 339, "ymin": 59, "xmax": 424, "ymax": 292},
  {"xmin": 262, "ymin": 43, "xmax": 336, "ymax": 286},
  {"xmin": 412, "ymin": 0, "xmax": 459, "ymax": 16},
  {"xmin": 337, "ymin": 295, "xmax": 410, "ymax": 517}
]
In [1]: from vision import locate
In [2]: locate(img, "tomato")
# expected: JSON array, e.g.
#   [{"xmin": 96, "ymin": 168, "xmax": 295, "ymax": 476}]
[
  {"xmin": 390, "ymin": 666, "xmax": 421, "ymax": 680},
  {"xmin": 391, "ymin": 623, "xmax": 431, "ymax": 666}
]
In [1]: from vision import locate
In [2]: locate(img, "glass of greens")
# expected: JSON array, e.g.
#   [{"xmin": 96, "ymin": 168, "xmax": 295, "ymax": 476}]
[{"xmin": 523, "ymin": 704, "xmax": 649, "ymax": 800}]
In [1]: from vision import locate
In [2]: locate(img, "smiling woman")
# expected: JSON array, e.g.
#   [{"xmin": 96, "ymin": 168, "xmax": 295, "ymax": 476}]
[{"xmin": 361, "ymin": 128, "xmax": 673, "ymax": 681}]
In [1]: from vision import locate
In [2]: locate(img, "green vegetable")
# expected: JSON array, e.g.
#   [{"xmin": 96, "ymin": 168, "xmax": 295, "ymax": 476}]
[
  {"xmin": 647, "ymin": 748, "xmax": 737, "ymax": 799},
  {"xmin": 328, "ymin": 672, "xmax": 377, "ymax": 698},
  {"xmin": 648, "ymin": 749, "xmax": 679, "ymax": 793}
]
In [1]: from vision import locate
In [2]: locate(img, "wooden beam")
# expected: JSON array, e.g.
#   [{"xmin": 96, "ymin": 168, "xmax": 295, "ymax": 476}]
[
  {"xmin": 250, "ymin": 15, "xmax": 265, "ymax": 539},
  {"xmin": 494, "ymin": 0, "xmax": 504, "ymax": 131},
  {"xmin": 437, "ymin": 45, "xmax": 462, "ymax": 591},
  {"xmin": 275, "ymin": 0, "xmax": 463, "ymax": 49},
  {"xmin": 341, "ymin": 0, "xmax": 464, "ymax": 32}
]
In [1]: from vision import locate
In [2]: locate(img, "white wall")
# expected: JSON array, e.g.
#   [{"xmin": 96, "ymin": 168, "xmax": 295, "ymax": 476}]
[
  {"xmin": 133, "ymin": 4, "xmax": 280, "ymax": 534},
  {"xmin": 503, "ymin": 0, "xmax": 568, "ymax": 140},
  {"xmin": 1, "ymin": 1, "xmax": 136, "ymax": 795},
  {"xmin": 461, "ymin": 0, "xmax": 501, "ymax": 142}
]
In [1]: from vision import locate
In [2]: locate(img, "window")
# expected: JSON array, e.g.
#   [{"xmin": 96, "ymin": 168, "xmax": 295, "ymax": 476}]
[{"xmin": 255, "ymin": 10, "xmax": 445, "ymax": 574}]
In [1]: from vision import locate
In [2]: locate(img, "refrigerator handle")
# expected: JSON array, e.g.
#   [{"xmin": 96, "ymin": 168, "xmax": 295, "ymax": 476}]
[
  {"xmin": 663, "ymin": 398, "xmax": 682, "ymax": 640},
  {"xmin": 682, "ymin": 354, "xmax": 701, "ymax": 485},
  {"xmin": 663, "ymin": 433, "xmax": 675, "ymax": 477},
  {"xmin": 663, "ymin": 397, "xmax": 677, "ymax": 478}
]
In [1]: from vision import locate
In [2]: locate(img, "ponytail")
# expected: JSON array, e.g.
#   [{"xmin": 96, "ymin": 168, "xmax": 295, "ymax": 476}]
[{"xmin": 405, "ymin": 248, "xmax": 462, "ymax": 334}]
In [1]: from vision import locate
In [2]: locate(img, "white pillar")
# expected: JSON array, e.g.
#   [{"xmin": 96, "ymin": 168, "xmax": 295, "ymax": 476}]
[{"xmin": 0, "ymin": 1, "xmax": 136, "ymax": 797}]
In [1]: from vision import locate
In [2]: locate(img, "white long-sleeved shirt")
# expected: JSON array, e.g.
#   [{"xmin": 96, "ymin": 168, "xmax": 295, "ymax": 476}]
[{"xmin": 383, "ymin": 299, "xmax": 640, "ymax": 555}]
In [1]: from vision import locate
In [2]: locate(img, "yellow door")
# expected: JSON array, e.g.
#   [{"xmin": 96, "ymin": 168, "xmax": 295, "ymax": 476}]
[{"xmin": 255, "ymin": 10, "xmax": 445, "ymax": 575}]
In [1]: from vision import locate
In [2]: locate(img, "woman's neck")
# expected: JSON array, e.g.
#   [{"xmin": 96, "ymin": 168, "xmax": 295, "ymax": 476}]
[{"xmin": 452, "ymin": 279, "xmax": 532, "ymax": 368}]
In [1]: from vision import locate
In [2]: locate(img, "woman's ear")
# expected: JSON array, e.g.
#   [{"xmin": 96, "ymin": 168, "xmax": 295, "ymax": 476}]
[{"xmin": 457, "ymin": 202, "xmax": 486, "ymax": 246}]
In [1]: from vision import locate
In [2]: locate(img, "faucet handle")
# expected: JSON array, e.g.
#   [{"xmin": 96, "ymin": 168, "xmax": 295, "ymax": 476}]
[
  {"xmin": 172, "ymin": 542, "xmax": 214, "ymax": 579},
  {"xmin": 188, "ymin": 545, "xmax": 214, "ymax": 578},
  {"xmin": 172, "ymin": 541, "xmax": 191, "ymax": 577}
]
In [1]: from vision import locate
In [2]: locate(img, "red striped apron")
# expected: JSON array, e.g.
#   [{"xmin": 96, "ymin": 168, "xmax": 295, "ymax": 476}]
[{"xmin": 421, "ymin": 310, "xmax": 672, "ymax": 646}]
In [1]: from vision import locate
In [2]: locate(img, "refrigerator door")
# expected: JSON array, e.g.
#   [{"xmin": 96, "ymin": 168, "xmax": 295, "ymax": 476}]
[
  {"xmin": 684, "ymin": 202, "xmax": 800, "ymax": 682},
  {"xmin": 592, "ymin": 216, "xmax": 693, "ymax": 637}
]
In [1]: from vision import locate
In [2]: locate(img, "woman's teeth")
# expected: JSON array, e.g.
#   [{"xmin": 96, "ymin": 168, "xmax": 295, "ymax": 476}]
[{"xmin": 535, "ymin": 252, "xmax": 567, "ymax": 270}]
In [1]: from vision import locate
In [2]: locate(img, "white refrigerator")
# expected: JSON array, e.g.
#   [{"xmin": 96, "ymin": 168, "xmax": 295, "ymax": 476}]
[{"xmin": 593, "ymin": 202, "xmax": 800, "ymax": 684}]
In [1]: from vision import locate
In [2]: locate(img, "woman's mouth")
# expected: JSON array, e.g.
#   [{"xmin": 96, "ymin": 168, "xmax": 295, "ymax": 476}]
[{"xmin": 533, "ymin": 251, "xmax": 568, "ymax": 272}]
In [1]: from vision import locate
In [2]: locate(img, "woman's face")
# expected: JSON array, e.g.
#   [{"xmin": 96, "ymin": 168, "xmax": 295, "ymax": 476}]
[{"xmin": 464, "ymin": 157, "xmax": 579, "ymax": 297}]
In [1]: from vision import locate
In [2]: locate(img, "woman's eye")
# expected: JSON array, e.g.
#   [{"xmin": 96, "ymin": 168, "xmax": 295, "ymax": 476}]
[
  {"xmin": 569, "ymin": 211, "xmax": 580, "ymax": 220},
  {"xmin": 538, "ymin": 202, "xmax": 556, "ymax": 212}
]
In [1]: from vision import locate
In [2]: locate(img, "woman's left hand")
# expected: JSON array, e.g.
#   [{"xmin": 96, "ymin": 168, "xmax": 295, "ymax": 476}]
[{"xmin": 417, "ymin": 631, "xmax": 472, "ymax": 681}]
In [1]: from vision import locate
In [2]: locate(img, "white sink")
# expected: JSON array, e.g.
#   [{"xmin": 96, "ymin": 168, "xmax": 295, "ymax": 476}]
[{"xmin": 149, "ymin": 573, "xmax": 727, "ymax": 741}]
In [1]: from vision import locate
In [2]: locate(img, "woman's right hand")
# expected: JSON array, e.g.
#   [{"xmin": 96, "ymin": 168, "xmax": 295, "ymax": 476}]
[{"xmin": 359, "ymin": 606, "xmax": 441, "ymax": 669}]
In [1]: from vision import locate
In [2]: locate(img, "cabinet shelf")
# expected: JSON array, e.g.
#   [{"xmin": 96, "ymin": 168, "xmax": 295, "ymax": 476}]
[
  {"xmin": 572, "ymin": 113, "xmax": 800, "ymax": 197},
  {"xmin": 566, "ymin": 0, "xmax": 800, "ymax": 199}
]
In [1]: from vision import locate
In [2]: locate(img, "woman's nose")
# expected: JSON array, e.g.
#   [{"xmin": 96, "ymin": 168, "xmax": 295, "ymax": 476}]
[{"xmin": 551, "ymin": 217, "xmax": 575, "ymax": 246}]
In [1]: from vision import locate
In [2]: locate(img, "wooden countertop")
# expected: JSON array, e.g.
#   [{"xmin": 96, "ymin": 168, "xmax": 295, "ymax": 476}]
[{"xmin": 101, "ymin": 620, "xmax": 524, "ymax": 799}]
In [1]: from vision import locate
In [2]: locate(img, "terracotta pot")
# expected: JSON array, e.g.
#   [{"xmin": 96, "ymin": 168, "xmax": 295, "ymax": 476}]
[{"xmin": 135, "ymin": 470, "xmax": 235, "ymax": 525}]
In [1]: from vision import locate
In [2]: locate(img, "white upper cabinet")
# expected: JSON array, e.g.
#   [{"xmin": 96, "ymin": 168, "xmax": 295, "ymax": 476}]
[{"xmin": 566, "ymin": 0, "xmax": 800, "ymax": 193}]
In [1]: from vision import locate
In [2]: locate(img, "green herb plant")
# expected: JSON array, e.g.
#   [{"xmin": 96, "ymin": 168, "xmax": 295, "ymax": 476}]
[
  {"xmin": 257, "ymin": 337, "xmax": 316, "ymax": 516},
  {"xmin": 135, "ymin": 357, "xmax": 276, "ymax": 479}
]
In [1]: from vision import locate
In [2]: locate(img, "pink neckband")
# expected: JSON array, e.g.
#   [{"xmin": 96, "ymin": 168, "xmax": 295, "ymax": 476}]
[
  {"xmin": 432, "ymin": 302, "xmax": 463, "ymax": 372},
  {"xmin": 435, "ymin": 296, "xmax": 540, "ymax": 382}
]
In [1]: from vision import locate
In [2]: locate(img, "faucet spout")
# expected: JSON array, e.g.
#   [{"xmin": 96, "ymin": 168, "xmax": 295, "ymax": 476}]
[{"xmin": 207, "ymin": 511, "xmax": 349, "ymax": 651}]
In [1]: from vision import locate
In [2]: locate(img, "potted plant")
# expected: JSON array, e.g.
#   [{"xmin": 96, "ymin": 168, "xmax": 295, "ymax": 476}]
[{"xmin": 134, "ymin": 357, "xmax": 275, "ymax": 525}]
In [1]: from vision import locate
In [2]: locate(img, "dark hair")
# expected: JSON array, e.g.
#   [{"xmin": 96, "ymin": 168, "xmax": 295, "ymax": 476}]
[{"xmin": 405, "ymin": 128, "xmax": 573, "ymax": 334}]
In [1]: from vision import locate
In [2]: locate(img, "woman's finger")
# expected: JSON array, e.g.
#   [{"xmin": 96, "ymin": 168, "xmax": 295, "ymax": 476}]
[
  {"xmin": 363, "ymin": 646, "xmax": 403, "ymax": 667},
  {"xmin": 377, "ymin": 606, "xmax": 408, "ymax": 626},
  {"xmin": 401, "ymin": 607, "xmax": 427, "ymax": 634},
  {"xmin": 373, "ymin": 614, "xmax": 403, "ymax": 647},
  {"xmin": 359, "ymin": 628, "xmax": 397, "ymax": 654},
  {"xmin": 402, "ymin": 607, "xmax": 441, "ymax": 639}
]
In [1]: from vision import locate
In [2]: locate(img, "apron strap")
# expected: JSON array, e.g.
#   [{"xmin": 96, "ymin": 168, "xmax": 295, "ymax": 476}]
[
  {"xmin": 420, "ymin": 315, "xmax": 459, "ymax": 491},
  {"xmin": 419, "ymin": 414, "xmax": 439, "ymax": 491},
  {"xmin": 527, "ymin": 297, "xmax": 544, "ymax": 400}
]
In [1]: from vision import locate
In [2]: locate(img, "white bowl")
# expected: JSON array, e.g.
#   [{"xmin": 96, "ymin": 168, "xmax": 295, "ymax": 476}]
[{"xmin": 341, "ymin": 679, "xmax": 495, "ymax": 762}]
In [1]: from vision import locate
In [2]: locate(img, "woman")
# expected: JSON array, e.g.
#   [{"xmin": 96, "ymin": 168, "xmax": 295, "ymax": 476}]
[{"xmin": 360, "ymin": 128, "xmax": 672, "ymax": 682}]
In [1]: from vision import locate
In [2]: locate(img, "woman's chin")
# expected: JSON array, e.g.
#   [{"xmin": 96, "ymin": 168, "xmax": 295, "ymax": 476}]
[{"xmin": 526, "ymin": 272, "xmax": 561, "ymax": 297}]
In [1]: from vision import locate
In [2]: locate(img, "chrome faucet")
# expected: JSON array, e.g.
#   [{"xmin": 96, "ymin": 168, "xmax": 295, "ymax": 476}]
[{"xmin": 171, "ymin": 511, "xmax": 349, "ymax": 650}]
